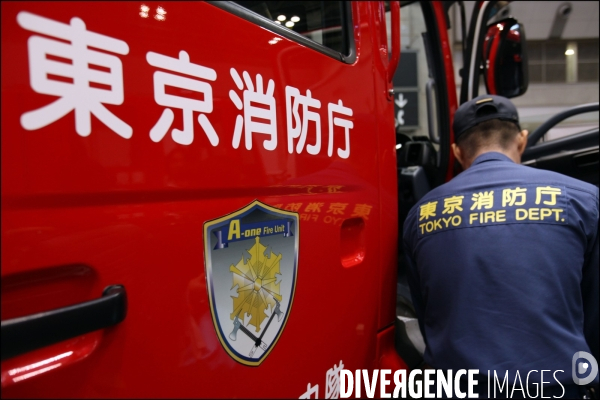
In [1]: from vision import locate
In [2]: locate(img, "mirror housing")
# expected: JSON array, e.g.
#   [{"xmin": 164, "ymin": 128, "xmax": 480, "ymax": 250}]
[{"xmin": 482, "ymin": 18, "xmax": 529, "ymax": 98}]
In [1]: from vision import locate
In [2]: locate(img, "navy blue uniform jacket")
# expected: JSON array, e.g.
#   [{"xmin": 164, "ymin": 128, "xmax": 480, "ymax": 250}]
[{"xmin": 403, "ymin": 152, "xmax": 599, "ymax": 386}]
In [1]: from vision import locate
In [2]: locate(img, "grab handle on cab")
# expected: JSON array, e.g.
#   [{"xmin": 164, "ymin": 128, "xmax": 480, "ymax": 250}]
[{"xmin": 1, "ymin": 285, "xmax": 127, "ymax": 361}]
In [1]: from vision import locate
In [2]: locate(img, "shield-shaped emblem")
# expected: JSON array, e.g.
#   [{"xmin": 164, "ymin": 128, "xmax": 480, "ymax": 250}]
[{"xmin": 203, "ymin": 200, "xmax": 299, "ymax": 366}]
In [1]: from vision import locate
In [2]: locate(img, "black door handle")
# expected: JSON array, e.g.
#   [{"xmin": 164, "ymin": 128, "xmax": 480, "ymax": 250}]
[{"xmin": 1, "ymin": 285, "xmax": 127, "ymax": 361}]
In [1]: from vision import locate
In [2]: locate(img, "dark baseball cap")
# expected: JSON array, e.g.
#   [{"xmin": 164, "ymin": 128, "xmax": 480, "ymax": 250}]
[{"xmin": 453, "ymin": 94, "xmax": 520, "ymax": 141}]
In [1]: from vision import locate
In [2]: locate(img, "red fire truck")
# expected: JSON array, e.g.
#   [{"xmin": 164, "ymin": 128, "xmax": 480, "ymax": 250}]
[{"xmin": 1, "ymin": 1, "xmax": 597, "ymax": 397}]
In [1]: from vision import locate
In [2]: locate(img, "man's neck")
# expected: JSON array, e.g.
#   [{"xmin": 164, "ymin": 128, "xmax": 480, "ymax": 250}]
[{"xmin": 463, "ymin": 147, "xmax": 520, "ymax": 169}]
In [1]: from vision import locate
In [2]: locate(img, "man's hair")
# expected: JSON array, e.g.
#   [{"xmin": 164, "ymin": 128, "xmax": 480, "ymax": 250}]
[{"xmin": 456, "ymin": 118, "xmax": 520, "ymax": 159}]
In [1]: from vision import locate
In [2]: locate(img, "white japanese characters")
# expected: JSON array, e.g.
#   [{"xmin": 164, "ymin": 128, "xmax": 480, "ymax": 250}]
[
  {"xmin": 299, "ymin": 360, "xmax": 345, "ymax": 399},
  {"xmin": 286, "ymin": 86, "xmax": 322, "ymax": 155},
  {"xmin": 18, "ymin": 12, "xmax": 355, "ymax": 158},
  {"xmin": 299, "ymin": 383, "xmax": 319, "ymax": 399},
  {"xmin": 325, "ymin": 360, "xmax": 345, "ymax": 399},
  {"xmin": 229, "ymin": 68, "xmax": 277, "ymax": 151},
  {"xmin": 327, "ymin": 100, "xmax": 353, "ymax": 159},
  {"xmin": 147, "ymin": 50, "xmax": 219, "ymax": 146},
  {"xmin": 17, "ymin": 11, "xmax": 132, "ymax": 138}
]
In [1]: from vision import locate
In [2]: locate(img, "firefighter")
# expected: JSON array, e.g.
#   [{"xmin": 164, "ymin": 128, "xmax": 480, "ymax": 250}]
[{"xmin": 403, "ymin": 94, "xmax": 599, "ymax": 398}]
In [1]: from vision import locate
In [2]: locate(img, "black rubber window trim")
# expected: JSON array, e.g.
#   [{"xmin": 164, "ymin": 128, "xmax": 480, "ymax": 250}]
[{"xmin": 206, "ymin": 1, "xmax": 357, "ymax": 64}]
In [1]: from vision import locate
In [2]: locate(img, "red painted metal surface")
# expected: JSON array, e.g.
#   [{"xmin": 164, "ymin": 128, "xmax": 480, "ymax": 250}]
[
  {"xmin": 483, "ymin": 24, "xmax": 502, "ymax": 95},
  {"xmin": 1, "ymin": 1, "xmax": 404, "ymax": 397},
  {"xmin": 369, "ymin": 1, "xmax": 401, "ymax": 332},
  {"xmin": 1, "ymin": 332, "xmax": 103, "ymax": 389},
  {"xmin": 376, "ymin": 325, "xmax": 409, "ymax": 397}
]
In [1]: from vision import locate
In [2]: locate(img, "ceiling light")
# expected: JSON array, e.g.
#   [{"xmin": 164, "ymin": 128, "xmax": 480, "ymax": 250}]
[
  {"xmin": 274, "ymin": 20, "xmax": 281, "ymax": 24},
  {"xmin": 291, "ymin": 16, "xmax": 300, "ymax": 22},
  {"xmin": 565, "ymin": 49, "xmax": 575, "ymax": 55},
  {"xmin": 277, "ymin": 15, "xmax": 286, "ymax": 21},
  {"xmin": 285, "ymin": 21, "xmax": 294, "ymax": 28}
]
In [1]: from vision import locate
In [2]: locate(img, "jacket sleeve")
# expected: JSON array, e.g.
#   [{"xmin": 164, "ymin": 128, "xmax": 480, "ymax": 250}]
[
  {"xmin": 403, "ymin": 234, "xmax": 428, "ymax": 347},
  {"xmin": 581, "ymin": 220, "xmax": 599, "ymax": 364}
]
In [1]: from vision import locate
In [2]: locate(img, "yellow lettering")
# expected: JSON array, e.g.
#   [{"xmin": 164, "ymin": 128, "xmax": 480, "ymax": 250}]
[
  {"xmin": 469, "ymin": 213, "xmax": 478, "ymax": 225},
  {"xmin": 552, "ymin": 209, "xmax": 564, "ymax": 221},
  {"xmin": 442, "ymin": 217, "xmax": 452, "ymax": 228},
  {"xmin": 228, "ymin": 219, "xmax": 241, "ymax": 240},
  {"xmin": 484, "ymin": 211, "xmax": 495, "ymax": 223},
  {"xmin": 244, "ymin": 228, "xmax": 262, "ymax": 237},
  {"xmin": 529, "ymin": 208, "xmax": 539, "ymax": 220},
  {"xmin": 540, "ymin": 208, "xmax": 552, "ymax": 220},
  {"xmin": 516, "ymin": 209, "xmax": 528, "ymax": 220},
  {"xmin": 422, "ymin": 216, "xmax": 462, "ymax": 233},
  {"xmin": 426, "ymin": 221, "xmax": 434, "ymax": 232},
  {"xmin": 514, "ymin": 208, "xmax": 565, "ymax": 222},
  {"xmin": 496, "ymin": 209, "xmax": 506, "ymax": 222}
]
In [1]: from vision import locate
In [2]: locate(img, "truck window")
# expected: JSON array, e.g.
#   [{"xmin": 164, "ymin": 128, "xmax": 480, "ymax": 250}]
[
  {"xmin": 391, "ymin": 2, "xmax": 441, "ymax": 145},
  {"xmin": 215, "ymin": 1, "xmax": 355, "ymax": 62},
  {"xmin": 392, "ymin": 2, "xmax": 452, "ymax": 191}
]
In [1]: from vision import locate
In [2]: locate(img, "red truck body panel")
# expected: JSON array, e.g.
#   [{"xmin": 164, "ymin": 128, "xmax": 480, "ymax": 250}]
[{"xmin": 1, "ymin": 1, "xmax": 412, "ymax": 397}]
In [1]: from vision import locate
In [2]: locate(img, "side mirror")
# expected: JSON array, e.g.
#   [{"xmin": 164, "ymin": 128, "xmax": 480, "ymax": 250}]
[{"xmin": 482, "ymin": 18, "xmax": 528, "ymax": 98}]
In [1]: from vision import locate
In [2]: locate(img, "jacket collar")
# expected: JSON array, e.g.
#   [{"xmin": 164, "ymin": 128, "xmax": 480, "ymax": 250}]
[{"xmin": 472, "ymin": 151, "xmax": 514, "ymax": 166}]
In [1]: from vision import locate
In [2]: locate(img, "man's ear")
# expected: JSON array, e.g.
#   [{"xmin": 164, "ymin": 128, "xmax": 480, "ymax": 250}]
[
  {"xmin": 452, "ymin": 143, "xmax": 464, "ymax": 167},
  {"xmin": 517, "ymin": 129, "xmax": 529, "ymax": 155}
]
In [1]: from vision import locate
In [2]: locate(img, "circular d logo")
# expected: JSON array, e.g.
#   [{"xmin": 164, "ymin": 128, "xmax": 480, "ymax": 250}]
[{"xmin": 572, "ymin": 351, "xmax": 598, "ymax": 386}]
